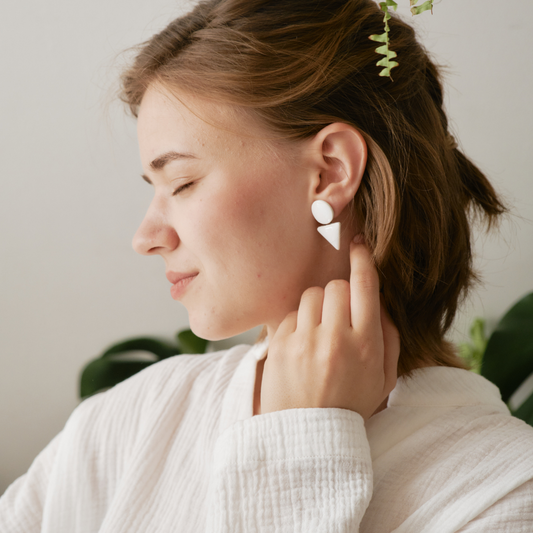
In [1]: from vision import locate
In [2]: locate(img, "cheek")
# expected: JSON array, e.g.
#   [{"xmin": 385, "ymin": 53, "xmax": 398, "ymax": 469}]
[
  {"xmin": 183, "ymin": 162, "xmax": 311, "ymax": 297},
  {"xmin": 197, "ymin": 174, "xmax": 281, "ymax": 249}
]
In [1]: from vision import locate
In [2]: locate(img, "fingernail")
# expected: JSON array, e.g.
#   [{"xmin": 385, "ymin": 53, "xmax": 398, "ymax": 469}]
[{"xmin": 352, "ymin": 233, "xmax": 365, "ymax": 244}]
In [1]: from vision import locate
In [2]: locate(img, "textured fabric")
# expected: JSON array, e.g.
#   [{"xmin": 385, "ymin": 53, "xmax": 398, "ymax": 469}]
[{"xmin": 1, "ymin": 340, "xmax": 533, "ymax": 532}]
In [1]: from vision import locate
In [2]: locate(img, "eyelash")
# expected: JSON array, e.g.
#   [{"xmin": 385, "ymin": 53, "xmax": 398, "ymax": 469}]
[{"xmin": 172, "ymin": 181, "xmax": 194, "ymax": 196}]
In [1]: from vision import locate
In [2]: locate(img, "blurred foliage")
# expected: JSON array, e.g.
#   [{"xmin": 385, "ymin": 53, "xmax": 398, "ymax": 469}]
[
  {"xmin": 79, "ymin": 328, "xmax": 208, "ymax": 399},
  {"xmin": 458, "ymin": 318, "xmax": 487, "ymax": 375},
  {"xmin": 458, "ymin": 292, "xmax": 533, "ymax": 426}
]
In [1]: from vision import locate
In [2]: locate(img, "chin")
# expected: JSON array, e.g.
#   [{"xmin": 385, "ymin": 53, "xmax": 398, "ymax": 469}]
[{"xmin": 187, "ymin": 314, "xmax": 255, "ymax": 342}]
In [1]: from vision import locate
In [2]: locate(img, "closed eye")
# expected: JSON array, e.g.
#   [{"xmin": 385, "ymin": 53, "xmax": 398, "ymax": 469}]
[{"xmin": 172, "ymin": 181, "xmax": 194, "ymax": 196}]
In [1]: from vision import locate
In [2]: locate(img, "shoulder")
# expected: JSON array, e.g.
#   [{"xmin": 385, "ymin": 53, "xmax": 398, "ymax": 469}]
[
  {"xmin": 369, "ymin": 365, "xmax": 533, "ymax": 488},
  {"xmin": 76, "ymin": 343, "xmax": 256, "ymax": 417},
  {"xmin": 457, "ymin": 477, "xmax": 533, "ymax": 532},
  {"xmin": 43, "ymin": 342, "xmax": 262, "ymax": 486},
  {"xmin": 390, "ymin": 365, "xmax": 533, "ymax": 448},
  {"xmin": 364, "ymin": 367, "xmax": 533, "ymax": 531},
  {"xmin": 63, "ymin": 343, "xmax": 258, "ymax": 446}
]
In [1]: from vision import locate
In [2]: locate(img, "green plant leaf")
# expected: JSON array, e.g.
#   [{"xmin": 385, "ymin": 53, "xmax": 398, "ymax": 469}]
[
  {"xmin": 369, "ymin": 1, "xmax": 399, "ymax": 79},
  {"xmin": 411, "ymin": 0, "xmax": 433, "ymax": 15},
  {"xmin": 458, "ymin": 342, "xmax": 474, "ymax": 361},
  {"xmin": 101, "ymin": 337, "xmax": 180, "ymax": 360},
  {"xmin": 512, "ymin": 390, "xmax": 533, "ymax": 426},
  {"xmin": 382, "ymin": 0, "xmax": 398, "ymax": 10},
  {"xmin": 375, "ymin": 44, "xmax": 396, "ymax": 58},
  {"xmin": 377, "ymin": 62, "xmax": 399, "ymax": 77},
  {"xmin": 457, "ymin": 318, "xmax": 487, "ymax": 374},
  {"xmin": 369, "ymin": 33, "xmax": 389, "ymax": 43},
  {"xmin": 375, "ymin": 48, "xmax": 398, "ymax": 77},
  {"xmin": 481, "ymin": 292, "xmax": 533, "ymax": 402},
  {"xmin": 470, "ymin": 318, "xmax": 488, "ymax": 354},
  {"xmin": 79, "ymin": 358, "xmax": 154, "ymax": 399},
  {"xmin": 177, "ymin": 329, "xmax": 209, "ymax": 354}
]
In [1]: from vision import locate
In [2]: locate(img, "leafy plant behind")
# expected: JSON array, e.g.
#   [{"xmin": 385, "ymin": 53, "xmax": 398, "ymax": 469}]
[
  {"xmin": 79, "ymin": 329, "xmax": 208, "ymax": 399},
  {"xmin": 459, "ymin": 292, "xmax": 533, "ymax": 427},
  {"xmin": 458, "ymin": 318, "xmax": 487, "ymax": 375}
]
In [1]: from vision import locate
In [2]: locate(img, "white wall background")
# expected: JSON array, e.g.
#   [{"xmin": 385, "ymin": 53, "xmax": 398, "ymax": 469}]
[{"xmin": 1, "ymin": 0, "xmax": 532, "ymax": 495}]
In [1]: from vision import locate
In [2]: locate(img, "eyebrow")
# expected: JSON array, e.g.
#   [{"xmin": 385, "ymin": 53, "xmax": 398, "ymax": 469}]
[{"xmin": 141, "ymin": 151, "xmax": 198, "ymax": 184}]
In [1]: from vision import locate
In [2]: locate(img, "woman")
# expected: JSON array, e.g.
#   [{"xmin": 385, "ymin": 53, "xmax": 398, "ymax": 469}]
[{"xmin": 1, "ymin": 0, "xmax": 532, "ymax": 531}]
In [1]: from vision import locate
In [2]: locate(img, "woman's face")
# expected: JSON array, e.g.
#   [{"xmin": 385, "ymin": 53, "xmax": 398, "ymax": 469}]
[{"xmin": 134, "ymin": 85, "xmax": 346, "ymax": 340}]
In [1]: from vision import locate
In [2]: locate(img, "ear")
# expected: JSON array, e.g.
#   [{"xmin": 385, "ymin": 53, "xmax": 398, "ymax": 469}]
[{"xmin": 307, "ymin": 123, "xmax": 367, "ymax": 218}]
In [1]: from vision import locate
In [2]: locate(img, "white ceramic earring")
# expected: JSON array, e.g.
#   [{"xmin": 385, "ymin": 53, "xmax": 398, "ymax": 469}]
[
  {"xmin": 311, "ymin": 200, "xmax": 334, "ymax": 224},
  {"xmin": 311, "ymin": 200, "xmax": 341, "ymax": 250}
]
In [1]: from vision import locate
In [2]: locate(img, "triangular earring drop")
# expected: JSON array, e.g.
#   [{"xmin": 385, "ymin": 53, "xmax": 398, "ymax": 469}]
[{"xmin": 317, "ymin": 222, "xmax": 340, "ymax": 250}]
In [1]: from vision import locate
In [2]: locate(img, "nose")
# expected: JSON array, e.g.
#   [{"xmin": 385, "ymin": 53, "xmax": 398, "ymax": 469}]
[{"xmin": 132, "ymin": 197, "xmax": 179, "ymax": 256}]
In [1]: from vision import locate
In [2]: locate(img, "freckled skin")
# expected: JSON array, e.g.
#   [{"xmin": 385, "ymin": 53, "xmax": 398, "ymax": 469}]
[
  {"xmin": 131, "ymin": 86, "xmax": 399, "ymax": 419},
  {"xmin": 133, "ymin": 85, "xmax": 355, "ymax": 341}
]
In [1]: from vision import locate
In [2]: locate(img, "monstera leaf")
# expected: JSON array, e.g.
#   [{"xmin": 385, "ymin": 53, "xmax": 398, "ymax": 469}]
[
  {"xmin": 79, "ymin": 329, "xmax": 208, "ymax": 399},
  {"xmin": 177, "ymin": 329, "xmax": 209, "ymax": 354},
  {"xmin": 480, "ymin": 292, "xmax": 533, "ymax": 425}
]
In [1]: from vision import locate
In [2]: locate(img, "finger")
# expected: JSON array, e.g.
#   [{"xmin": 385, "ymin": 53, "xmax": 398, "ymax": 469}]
[
  {"xmin": 380, "ymin": 298, "xmax": 400, "ymax": 393},
  {"xmin": 349, "ymin": 239, "xmax": 381, "ymax": 334},
  {"xmin": 275, "ymin": 310, "xmax": 298, "ymax": 338},
  {"xmin": 321, "ymin": 279, "xmax": 351, "ymax": 329},
  {"xmin": 297, "ymin": 286, "xmax": 324, "ymax": 329}
]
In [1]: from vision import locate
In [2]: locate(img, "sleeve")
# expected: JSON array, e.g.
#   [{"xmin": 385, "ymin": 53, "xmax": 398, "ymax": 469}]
[
  {"xmin": 456, "ymin": 479, "xmax": 533, "ymax": 533},
  {"xmin": 206, "ymin": 407, "xmax": 373, "ymax": 533},
  {"xmin": 0, "ymin": 431, "xmax": 63, "ymax": 533},
  {"xmin": 0, "ymin": 353, "xmax": 222, "ymax": 532},
  {"xmin": 0, "ymin": 384, "xmax": 132, "ymax": 532},
  {"xmin": 0, "ymin": 363, "xmax": 169, "ymax": 533}
]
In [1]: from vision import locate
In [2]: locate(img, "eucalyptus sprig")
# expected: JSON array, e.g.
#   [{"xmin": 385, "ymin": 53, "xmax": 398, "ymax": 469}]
[
  {"xmin": 410, "ymin": 0, "xmax": 434, "ymax": 15},
  {"xmin": 369, "ymin": 0, "xmax": 435, "ymax": 79},
  {"xmin": 369, "ymin": 0, "xmax": 399, "ymax": 78}
]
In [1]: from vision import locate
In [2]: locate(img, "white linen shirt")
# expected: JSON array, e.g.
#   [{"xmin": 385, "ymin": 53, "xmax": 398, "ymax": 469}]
[{"xmin": 1, "ymin": 340, "xmax": 533, "ymax": 532}]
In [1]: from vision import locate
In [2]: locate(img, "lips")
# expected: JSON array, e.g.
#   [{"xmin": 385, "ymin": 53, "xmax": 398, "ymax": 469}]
[
  {"xmin": 167, "ymin": 271, "xmax": 198, "ymax": 300},
  {"xmin": 166, "ymin": 271, "xmax": 198, "ymax": 285}
]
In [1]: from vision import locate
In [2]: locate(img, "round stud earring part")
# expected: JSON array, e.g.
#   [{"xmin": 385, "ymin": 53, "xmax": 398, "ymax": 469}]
[{"xmin": 311, "ymin": 200, "xmax": 334, "ymax": 225}]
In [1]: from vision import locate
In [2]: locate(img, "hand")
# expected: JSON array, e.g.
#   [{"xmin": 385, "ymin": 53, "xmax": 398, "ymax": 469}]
[{"xmin": 259, "ymin": 238, "xmax": 400, "ymax": 420}]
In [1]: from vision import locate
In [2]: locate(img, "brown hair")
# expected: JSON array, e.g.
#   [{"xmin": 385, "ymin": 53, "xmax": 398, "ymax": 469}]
[{"xmin": 120, "ymin": 0, "xmax": 507, "ymax": 377}]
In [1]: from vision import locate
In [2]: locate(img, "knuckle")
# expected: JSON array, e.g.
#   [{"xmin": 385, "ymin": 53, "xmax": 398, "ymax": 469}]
[
  {"xmin": 285, "ymin": 310, "xmax": 298, "ymax": 320},
  {"xmin": 302, "ymin": 286, "xmax": 324, "ymax": 299},
  {"xmin": 357, "ymin": 338, "xmax": 382, "ymax": 365},
  {"xmin": 325, "ymin": 279, "xmax": 350, "ymax": 294}
]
